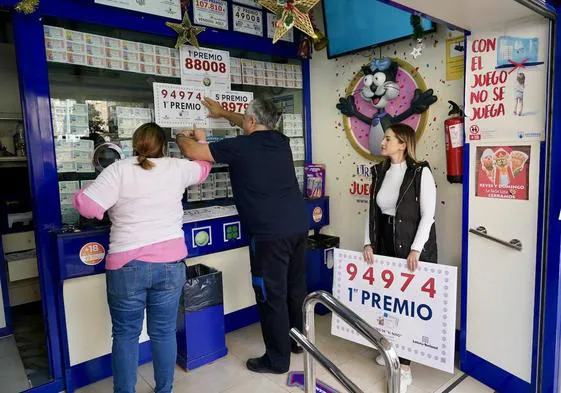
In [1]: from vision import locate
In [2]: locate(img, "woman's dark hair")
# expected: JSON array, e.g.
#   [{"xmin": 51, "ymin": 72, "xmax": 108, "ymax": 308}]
[
  {"xmin": 132, "ymin": 122, "xmax": 166, "ymax": 170},
  {"xmin": 389, "ymin": 123, "xmax": 417, "ymax": 162}
]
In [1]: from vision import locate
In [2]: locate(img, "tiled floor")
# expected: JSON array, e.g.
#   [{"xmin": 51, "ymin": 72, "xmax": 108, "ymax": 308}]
[
  {"xmin": 0, "ymin": 335, "xmax": 32, "ymax": 393},
  {"xmin": 76, "ymin": 314, "xmax": 494, "ymax": 393}
]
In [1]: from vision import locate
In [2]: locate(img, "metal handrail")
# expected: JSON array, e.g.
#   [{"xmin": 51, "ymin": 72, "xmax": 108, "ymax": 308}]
[
  {"xmin": 469, "ymin": 226, "xmax": 523, "ymax": 251},
  {"xmin": 289, "ymin": 290, "xmax": 400, "ymax": 393},
  {"xmin": 290, "ymin": 329, "xmax": 363, "ymax": 392}
]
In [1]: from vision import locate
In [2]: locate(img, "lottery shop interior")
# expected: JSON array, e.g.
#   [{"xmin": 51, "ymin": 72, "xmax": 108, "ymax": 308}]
[{"xmin": 0, "ymin": 0, "xmax": 560, "ymax": 393}]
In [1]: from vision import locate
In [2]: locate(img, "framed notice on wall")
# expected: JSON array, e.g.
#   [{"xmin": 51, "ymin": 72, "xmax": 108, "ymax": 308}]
[
  {"xmin": 95, "ymin": 0, "xmax": 181, "ymax": 20},
  {"xmin": 332, "ymin": 249, "xmax": 457, "ymax": 373}
]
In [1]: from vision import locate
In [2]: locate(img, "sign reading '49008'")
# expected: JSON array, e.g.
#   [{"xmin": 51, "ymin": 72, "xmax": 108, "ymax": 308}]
[{"xmin": 332, "ymin": 249, "xmax": 457, "ymax": 373}]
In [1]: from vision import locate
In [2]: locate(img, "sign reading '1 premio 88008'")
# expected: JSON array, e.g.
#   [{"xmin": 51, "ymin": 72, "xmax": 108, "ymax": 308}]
[
  {"xmin": 331, "ymin": 249, "xmax": 457, "ymax": 373},
  {"xmin": 153, "ymin": 82, "xmax": 209, "ymax": 128},
  {"xmin": 180, "ymin": 46, "xmax": 231, "ymax": 91}
]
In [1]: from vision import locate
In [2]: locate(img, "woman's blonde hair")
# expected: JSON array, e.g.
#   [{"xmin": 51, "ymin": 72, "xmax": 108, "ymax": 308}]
[
  {"xmin": 132, "ymin": 123, "xmax": 165, "ymax": 170},
  {"xmin": 389, "ymin": 123, "xmax": 417, "ymax": 162}
]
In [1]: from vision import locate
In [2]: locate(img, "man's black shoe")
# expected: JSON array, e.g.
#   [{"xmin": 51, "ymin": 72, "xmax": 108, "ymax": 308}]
[
  {"xmin": 246, "ymin": 356, "xmax": 288, "ymax": 374},
  {"xmin": 291, "ymin": 344, "xmax": 304, "ymax": 354}
]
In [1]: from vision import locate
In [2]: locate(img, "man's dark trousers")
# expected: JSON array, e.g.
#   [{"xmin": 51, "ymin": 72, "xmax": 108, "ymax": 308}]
[{"xmin": 249, "ymin": 233, "xmax": 308, "ymax": 371}]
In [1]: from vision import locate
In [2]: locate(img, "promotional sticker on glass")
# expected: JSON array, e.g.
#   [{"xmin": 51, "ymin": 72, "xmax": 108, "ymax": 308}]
[
  {"xmin": 153, "ymin": 82, "xmax": 209, "ymax": 128},
  {"xmin": 193, "ymin": 0, "xmax": 229, "ymax": 30},
  {"xmin": 180, "ymin": 46, "xmax": 231, "ymax": 90}
]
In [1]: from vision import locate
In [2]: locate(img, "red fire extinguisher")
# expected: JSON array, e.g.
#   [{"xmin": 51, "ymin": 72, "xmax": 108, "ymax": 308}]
[{"xmin": 444, "ymin": 101, "xmax": 464, "ymax": 184}]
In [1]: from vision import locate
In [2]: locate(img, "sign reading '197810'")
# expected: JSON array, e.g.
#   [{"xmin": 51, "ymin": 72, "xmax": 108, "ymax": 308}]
[
  {"xmin": 193, "ymin": 0, "xmax": 229, "ymax": 30},
  {"xmin": 332, "ymin": 249, "xmax": 457, "ymax": 373}
]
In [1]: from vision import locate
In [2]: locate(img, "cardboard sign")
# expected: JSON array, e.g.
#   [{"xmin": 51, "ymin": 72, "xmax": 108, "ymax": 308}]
[
  {"xmin": 332, "ymin": 249, "xmax": 457, "ymax": 373},
  {"xmin": 209, "ymin": 90, "xmax": 253, "ymax": 128},
  {"xmin": 153, "ymin": 82, "xmax": 209, "ymax": 128},
  {"xmin": 180, "ymin": 46, "xmax": 231, "ymax": 91}
]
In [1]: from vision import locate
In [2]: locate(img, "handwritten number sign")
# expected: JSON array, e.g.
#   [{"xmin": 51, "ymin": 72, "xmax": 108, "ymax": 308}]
[{"xmin": 332, "ymin": 249, "xmax": 457, "ymax": 373}]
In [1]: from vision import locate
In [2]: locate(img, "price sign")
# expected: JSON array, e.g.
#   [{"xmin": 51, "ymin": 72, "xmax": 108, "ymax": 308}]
[
  {"xmin": 209, "ymin": 90, "xmax": 253, "ymax": 128},
  {"xmin": 193, "ymin": 0, "xmax": 229, "ymax": 30},
  {"xmin": 267, "ymin": 13, "xmax": 293, "ymax": 42},
  {"xmin": 233, "ymin": 5, "xmax": 263, "ymax": 36},
  {"xmin": 233, "ymin": 0, "xmax": 261, "ymax": 8},
  {"xmin": 180, "ymin": 46, "xmax": 231, "ymax": 91},
  {"xmin": 332, "ymin": 249, "xmax": 457, "ymax": 373},
  {"xmin": 153, "ymin": 82, "xmax": 209, "ymax": 128}
]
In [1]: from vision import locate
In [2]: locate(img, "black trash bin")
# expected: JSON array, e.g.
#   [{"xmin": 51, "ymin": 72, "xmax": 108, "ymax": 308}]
[
  {"xmin": 177, "ymin": 264, "xmax": 228, "ymax": 370},
  {"xmin": 306, "ymin": 234, "xmax": 340, "ymax": 315}
]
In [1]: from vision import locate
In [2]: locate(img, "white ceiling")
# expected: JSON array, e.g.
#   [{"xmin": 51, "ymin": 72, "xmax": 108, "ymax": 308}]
[{"xmin": 388, "ymin": 0, "xmax": 553, "ymax": 31}]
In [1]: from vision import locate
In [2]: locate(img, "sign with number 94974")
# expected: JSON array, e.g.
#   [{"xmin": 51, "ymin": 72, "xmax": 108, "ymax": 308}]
[{"xmin": 331, "ymin": 249, "xmax": 458, "ymax": 374}]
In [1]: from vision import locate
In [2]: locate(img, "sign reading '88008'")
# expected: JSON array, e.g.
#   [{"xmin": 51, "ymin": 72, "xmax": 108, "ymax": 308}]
[
  {"xmin": 180, "ymin": 46, "xmax": 231, "ymax": 91},
  {"xmin": 331, "ymin": 249, "xmax": 457, "ymax": 373}
]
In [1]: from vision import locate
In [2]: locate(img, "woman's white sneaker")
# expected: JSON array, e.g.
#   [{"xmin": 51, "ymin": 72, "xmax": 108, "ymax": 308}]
[{"xmin": 400, "ymin": 367, "xmax": 413, "ymax": 393}]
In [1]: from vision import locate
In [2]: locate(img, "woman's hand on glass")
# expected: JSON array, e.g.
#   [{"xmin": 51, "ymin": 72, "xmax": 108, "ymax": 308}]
[
  {"xmin": 407, "ymin": 250, "xmax": 421, "ymax": 272},
  {"xmin": 363, "ymin": 245, "xmax": 374, "ymax": 264}
]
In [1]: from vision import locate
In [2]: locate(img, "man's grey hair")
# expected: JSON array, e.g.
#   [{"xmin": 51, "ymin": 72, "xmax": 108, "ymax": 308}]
[{"xmin": 246, "ymin": 98, "xmax": 282, "ymax": 129}]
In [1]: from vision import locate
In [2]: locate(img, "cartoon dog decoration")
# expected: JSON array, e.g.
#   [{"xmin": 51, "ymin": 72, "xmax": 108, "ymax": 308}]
[{"xmin": 336, "ymin": 57, "xmax": 437, "ymax": 156}]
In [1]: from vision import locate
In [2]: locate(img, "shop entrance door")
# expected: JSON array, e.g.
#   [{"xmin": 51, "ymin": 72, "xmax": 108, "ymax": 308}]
[
  {"xmin": 463, "ymin": 140, "xmax": 543, "ymax": 392},
  {"xmin": 460, "ymin": 15, "xmax": 553, "ymax": 393}
]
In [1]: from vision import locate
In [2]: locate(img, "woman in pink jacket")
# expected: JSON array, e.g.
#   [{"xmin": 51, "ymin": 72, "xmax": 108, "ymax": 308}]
[{"xmin": 73, "ymin": 123, "xmax": 210, "ymax": 393}]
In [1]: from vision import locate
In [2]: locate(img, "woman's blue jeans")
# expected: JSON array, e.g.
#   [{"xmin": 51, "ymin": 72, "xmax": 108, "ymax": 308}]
[{"xmin": 106, "ymin": 260, "xmax": 186, "ymax": 393}]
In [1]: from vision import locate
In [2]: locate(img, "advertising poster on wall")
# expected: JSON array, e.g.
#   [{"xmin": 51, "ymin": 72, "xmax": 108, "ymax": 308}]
[
  {"xmin": 465, "ymin": 20, "xmax": 548, "ymax": 142},
  {"xmin": 475, "ymin": 145, "xmax": 531, "ymax": 200},
  {"xmin": 332, "ymin": 249, "xmax": 457, "ymax": 373}
]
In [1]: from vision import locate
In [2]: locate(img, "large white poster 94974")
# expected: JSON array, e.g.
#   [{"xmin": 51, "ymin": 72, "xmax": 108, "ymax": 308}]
[{"xmin": 331, "ymin": 249, "xmax": 457, "ymax": 373}]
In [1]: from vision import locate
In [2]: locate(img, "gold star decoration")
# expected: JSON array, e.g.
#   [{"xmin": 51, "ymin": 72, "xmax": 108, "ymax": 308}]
[
  {"xmin": 258, "ymin": 0, "xmax": 319, "ymax": 44},
  {"xmin": 166, "ymin": 12, "xmax": 206, "ymax": 49},
  {"xmin": 14, "ymin": 0, "xmax": 39, "ymax": 14}
]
